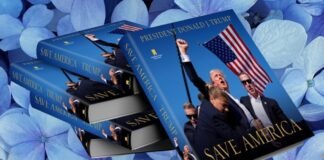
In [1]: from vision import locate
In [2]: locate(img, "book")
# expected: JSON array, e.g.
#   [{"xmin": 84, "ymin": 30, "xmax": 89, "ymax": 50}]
[
  {"xmin": 37, "ymin": 21, "xmax": 144, "ymax": 83},
  {"xmin": 109, "ymin": 110, "xmax": 166, "ymax": 150},
  {"xmin": 119, "ymin": 10, "xmax": 314, "ymax": 160},
  {"xmin": 31, "ymin": 92, "xmax": 172, "ymax": 153},
  {"xmin": 10, "ymin": 60, "xmax": 148, "ymax": 142},
  {"xmin": 10, "ymin": 60, "xmax": 148, "ymax": 124}
]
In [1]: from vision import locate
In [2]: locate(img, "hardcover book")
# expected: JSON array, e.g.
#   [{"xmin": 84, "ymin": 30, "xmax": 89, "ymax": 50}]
[
  {"xmin": 119, "ymin": 10, "xmax": 313, "ymax": 160},
  {"xmin": 10, "ymin": 60, "xmax": 149, "ymax": 146},
  {"xmin": 37, "ymin": 21, "xmax": 144, "ymax": 83},
  {"xmin": 31, "ymin": 92, "xmax": 172, "ymax": 156}
]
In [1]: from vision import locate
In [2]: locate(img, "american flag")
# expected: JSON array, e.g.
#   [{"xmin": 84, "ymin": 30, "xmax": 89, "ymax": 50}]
[
  {"xmin": 110, "ymin": 24, "xmax": 143, "ymax": 35},
  {"xmin": 203, "ymin": 24, "xmax": 272, "ymax": 94}
]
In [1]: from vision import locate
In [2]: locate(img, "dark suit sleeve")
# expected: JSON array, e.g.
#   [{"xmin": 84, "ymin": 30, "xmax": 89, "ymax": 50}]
[
  {"xmin": 94, "ymin": 39, "xmax": 120, "ymax": 48},
  {"xmin": 183, "ymin": 62, "xmax": 209, "ymax": 98},
  {"xmin": 271, "ymin": 99, "xmax": 289, "ymax": 123}
]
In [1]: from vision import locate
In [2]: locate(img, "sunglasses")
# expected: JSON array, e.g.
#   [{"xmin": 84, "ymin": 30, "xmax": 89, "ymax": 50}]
[{"xmin": 241, "ymin": 79, "xmax": 252, "ymax": 85}]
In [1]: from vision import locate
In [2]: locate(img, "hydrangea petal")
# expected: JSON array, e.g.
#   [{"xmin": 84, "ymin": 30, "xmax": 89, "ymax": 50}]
[
  {"xmin": 272, "ymin": 147, "xmax": 297, "ymax": 160},
  {"xmin": 27, "ymin": 0, "xmax": 50, "ymax": 4},
  {"xmin": 67, "ymin": 128, "xmax": 89, "ymax": 158},
  {"xmin": 70, "ymin": 0, "xmax": 106, "ymax": 31},
  {"xmin": 281, "ymin": 68, "xmax": 308, "ymax": 107},
  {"xmin": 0, "ymin": 85, "xmax": 11, "ymax": 115},
  {"xmin": 174, "ymin": 0, "xmax": 209, "ymax": 17},
  {"xmin": 149, "ymin": 0, "xmax": 174, "ymax": 13},
  {"xmin": 304, "ymin": 36, "xmax": 324, "ymax": 79},
  {"xmin": 253, "ymin": 20, "xmax": 307, "ymax": 69},
  {"xmin": 112, "ymin": 154, "xmax": 135, "ymax": 160},
  {"xmin": 51, "ymin": 0, "xmax": 74, "ymax": 13},
  {"xmin": 10, "ymin": 82, "xmax": 30, "ymax": 109},
  {"xmin": 29, "ymin": 106, "xmax": 70, "ymax": 138},
  {"xmin": 0, "ymin": 35, "xmax": 21, "ymax": 51},
  {"xmin": 111, "ymin": 0, "xmax": 148, "ymax": 26},
  {"xmin": 263, "ymin": 10, "xmax": 284, "ymax": 21},
  {"xmin": 0, "ymin": 107, "xmax": 27, "ymax": 119},
  {"xmin": 284, "ymin": 4, "xmax": 312, "ymax": 31},
  {"xmin": 150, "ymin": 9, "xmax": 192, "ymax": 27},
  {"xmin": 57, "ymin": 15, "xmax": 76, "ymax": 36},
  {"xmin": 222, "ymin": 0, "xmax": 257, "ymax": 14},
  {"xmin": 300, "ymin": 3, "xmax": 324, "ymax": 16},
  {"xmin": 0, "ymin": 15, "xmax": 24, "ymax": 39},
  {"xmin": 8, "ymin": 141, "xmax": 44, "ymax": 160},
  {"xmin": 47, "ymin": 133, "xmax": 69, "ymax": 148},
  {"xmin": 19, "ymin": 27, "xmax": 55, "ymax": 58},
  {"xmin": 0, "ymin": 0, "xmax": 23, "ymax": 18},
  {"xmin": 299, "ymin": 104, "xmax": 324, "ymax": 121},
  {"xmin": 314, "ymin": 70, "xmax": 324, "ymax": 95},
  {"xmin": 46, "ymin": 141, "xmax": 88, "ymax": 160},
  {"xmin": 0, "ymin": 112, "xmax": 41, "ymax": 146},
  {"xmin": 147, "ymin": 150, "xmax": 180, "ymax": 160},
  {"xmin": 306, "ymin": 87, "xmax": 324, "ymax": 105},
  {"xmin": 23, "ymin": 4, "xmax": 54, "ymax": 27},
  {"xmin": 296, "ymin": 131, "xmax": 324, "ymax": 160}
]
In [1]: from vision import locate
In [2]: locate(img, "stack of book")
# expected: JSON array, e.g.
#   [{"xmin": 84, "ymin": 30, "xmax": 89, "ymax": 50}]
[
  {"xmin": 10, "ymin": 10, "xmax": 314, "ymax": 160},
  {"xmin": 10, "ymin": 21, "xmax": 173, "ymax": 158}
]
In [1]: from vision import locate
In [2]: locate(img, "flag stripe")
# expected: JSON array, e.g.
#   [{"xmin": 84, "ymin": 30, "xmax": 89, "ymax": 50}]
[
  {"xmin": 223, "ymin": 27, "xmax": 269, "ymax": 85},
  {"xmin": 228, "ymin": 25, "xmax": 272, "ymax": 82},
  {"xmin": 119, "ymin": 24, "xmax": 142, "ymax": 31},
  {"xmin": 219, "ymin": 32, "xmax": 266, "ymax": 89}
]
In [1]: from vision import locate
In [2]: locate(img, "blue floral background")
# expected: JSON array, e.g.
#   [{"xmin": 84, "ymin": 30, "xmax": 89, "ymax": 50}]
[{"xmin": 0, "ymin": 0, "xmax": 323, "ymax": 159}]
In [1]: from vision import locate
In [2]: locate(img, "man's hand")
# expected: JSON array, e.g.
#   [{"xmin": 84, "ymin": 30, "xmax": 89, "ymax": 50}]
[
  {"xmin": 85, "ymin": 34, "xmax": 97, "ymax": 41},
  {"xmin": 173, "ymin": 137, "xmax": 178, "ymax": 147},
  {"xmin": 252, "ymin": 119, "xmax": 264, "ymax": 130},
  {"xmin": 176, "ymin": 39, "xmax": 188, "ymax": 55}
]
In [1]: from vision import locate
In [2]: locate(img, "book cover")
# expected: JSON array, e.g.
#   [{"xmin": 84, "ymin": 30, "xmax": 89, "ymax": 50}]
[
  {"xmin": 120, "ymin": 10, "xmax": 314, "ymax": 160},
  {"xmin": 37, "ymin": 21, "xmax": 144, "ymax": 83}
]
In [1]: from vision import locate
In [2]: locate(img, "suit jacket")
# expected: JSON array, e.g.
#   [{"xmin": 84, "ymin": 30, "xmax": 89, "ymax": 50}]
[
  {"xmin": 183, "ymin": 62, "xmax": 250, "ymax": 133},
  {"xmin": 240, "ymin": 96, "xmax": 289, "ymax": 125},
  {"xmin": 193, "ymin": 100, "xmax": 241, "ymax": 160}
]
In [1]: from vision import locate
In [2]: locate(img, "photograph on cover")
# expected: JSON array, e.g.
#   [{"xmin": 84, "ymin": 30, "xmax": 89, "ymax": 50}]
[{"xmin": 126, "ymin": 12, "xmax": 313, "ymax": 160}]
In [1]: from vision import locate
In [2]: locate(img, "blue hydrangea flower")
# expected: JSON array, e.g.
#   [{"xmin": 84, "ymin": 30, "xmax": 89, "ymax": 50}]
[
  {"xmin": 263, "ymin": 0, "xmax": 313, "ymax": 31},
  {"xmin": 298, "ymin": 0, "xmax": 324, "ymax": 16},
  {"xmin": 146, "ymin": 150, "xmax": 180, "ymax": 160},
  {"xmin": 0, "ymin": 106, "xmax": 88, "ymax": 159},
  {"xmin": 281, "ymin": 36, "xmax": 324, "ymax": 106},
  {"xmin": 299, "ymin": 104, "xmax": 324, "ymax": 121},
  {"xmin": 295, "ymin": 130, "xmax": 324, "ymax": 160},
  {"xmin": 253, "ymin": 19, "xmax": 307, "ymax": 69},
  {"xmin": 111, "ymin": 154, "xmax": 135, "ymax": 160},
  {"xmin": 0, "ymin": 4, "xmax": 55, "ymax": 58},
  {"xmin": 150, "ymin": 0, "xmax": 257, "ymax": 27},
  {"xmin": 0, "ymin": 0, "xmax": 23, "ymax": 18}
]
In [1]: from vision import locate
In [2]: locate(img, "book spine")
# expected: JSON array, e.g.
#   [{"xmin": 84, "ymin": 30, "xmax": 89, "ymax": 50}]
[
  {"xmin": 119, "ymin": 35, "xmax": 190, "ymax": 153},
  {"xmin": 10, "ymin": 63, "xmax": 106, "ymax": 138},
  {"xmin": 37, "ymin": 41, "xmax": 108, "ymax": 83}
]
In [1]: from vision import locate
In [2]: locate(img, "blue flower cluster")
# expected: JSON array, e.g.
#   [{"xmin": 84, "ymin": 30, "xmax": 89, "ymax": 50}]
[{"xmin": 0, "ymin": 0, "xmax": 323, "ymax": 160}]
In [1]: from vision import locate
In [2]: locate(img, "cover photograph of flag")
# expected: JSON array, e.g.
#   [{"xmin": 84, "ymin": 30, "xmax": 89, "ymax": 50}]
[{"xmin": 120, "ymin": 10, "xmax": 313, "ymax": 160}]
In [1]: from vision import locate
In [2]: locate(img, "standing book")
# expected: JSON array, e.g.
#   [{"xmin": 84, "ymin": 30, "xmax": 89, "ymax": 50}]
[
  {"xmin": 37, "ymin": 21, "xmax": 144, "ymax": 84},
  {"xmin": 119, "ymin": 10, "xmax": 313, "ymax": 160}
]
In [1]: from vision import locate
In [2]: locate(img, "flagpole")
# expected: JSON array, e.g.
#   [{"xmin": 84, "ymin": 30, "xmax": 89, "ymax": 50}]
[{"xmin": 171, "ymin": 24, "xmax": 192, "ymax": 104}]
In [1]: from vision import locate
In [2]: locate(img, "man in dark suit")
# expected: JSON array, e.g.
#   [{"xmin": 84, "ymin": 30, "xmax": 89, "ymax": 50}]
[
  {"xmin": 100, "ymin": 67, "xmax": 133, "ymax": 95},
  {"xmin": 182, "ymin": 102, "xmax": 197, "ymax": 145},
  {"xmin": 62, "ymin": 97, "xmax": 88, "ymax": 122},
  {"xmin": 84, "ymin": 34, "xmax": 130, "ymax": 70},
  {"xmin": 239, "ymin": 72, "xmax": 289, "ymax": 128},
  {"xmin": 193, "ymin": 87, "xmax": 242, "ymax": 160},
  {"xmin": 176, "ymin": 39, "xmax": 258, "ymax": 135}
]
